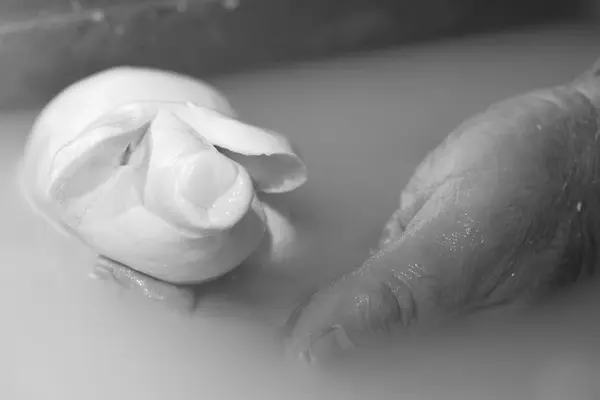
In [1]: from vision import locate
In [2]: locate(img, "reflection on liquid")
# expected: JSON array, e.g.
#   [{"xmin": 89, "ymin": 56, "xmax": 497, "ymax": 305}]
[{"xmin": 3, "ymin": 23, "xmax": 600, "ymax": 400}]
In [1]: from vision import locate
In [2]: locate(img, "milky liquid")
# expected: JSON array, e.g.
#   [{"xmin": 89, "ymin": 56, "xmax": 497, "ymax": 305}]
[{"xmin": 2, "ymin": 23, "xmax": 600, "ymax": 400}]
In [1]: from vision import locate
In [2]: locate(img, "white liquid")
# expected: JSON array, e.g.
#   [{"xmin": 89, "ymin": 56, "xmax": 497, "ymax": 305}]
[{"xmin": 2, "ymin": 22, "xmax": 600, "ymax": 400}]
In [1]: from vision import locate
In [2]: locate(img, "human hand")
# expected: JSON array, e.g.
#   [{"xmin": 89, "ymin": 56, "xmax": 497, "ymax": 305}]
[{"xmin": 285, "ymin": 57, "xmax": 600, "ymax": 364}]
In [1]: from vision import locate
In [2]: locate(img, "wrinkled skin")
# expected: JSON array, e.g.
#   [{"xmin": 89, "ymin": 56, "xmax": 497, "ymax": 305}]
[
  {"xmin": 284, "ymin": 62, "xmax": 600, "ymax": 363},
  {"xmin": 93, "ymin": 60, "xmax": 600, "ymax": 364}
]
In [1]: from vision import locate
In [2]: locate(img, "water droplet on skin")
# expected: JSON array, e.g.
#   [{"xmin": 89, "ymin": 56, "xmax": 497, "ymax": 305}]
[
  {"xmin": 114, "ymin": 25, "xmax": 125, "ymax": 36},
  {"xmin": 176, "ymin": 0, "xmax": 188, "ymax": 12},
  {"xmin": 70, "ymin": 0, "xmax": 82, "ymax": 12},
  {"xmin": 90, "ymin": 10, "xmax": 105, "ymax": 22},
  {"xmin": 222, "ymin": 0, "xmax": 239, "ymax": 10}
]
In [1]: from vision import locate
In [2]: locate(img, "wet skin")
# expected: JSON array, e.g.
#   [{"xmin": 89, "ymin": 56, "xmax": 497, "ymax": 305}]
[
  {"xmin": 286, "ymin": 78, "xmax": 600, "ymax": 363},
  {"xmin": 87, "ymin": 58, "xmax": 600, "ymax": 364}
]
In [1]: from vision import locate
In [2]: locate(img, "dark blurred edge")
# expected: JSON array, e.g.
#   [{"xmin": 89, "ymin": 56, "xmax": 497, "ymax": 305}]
[{"xmin": 0, "ymin": 0, "xmax": 591, "ymax": 110}]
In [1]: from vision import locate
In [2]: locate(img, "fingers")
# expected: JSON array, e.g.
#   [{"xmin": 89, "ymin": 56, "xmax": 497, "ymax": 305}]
[
  {"xmin": 285, "ymin": 85, "xmax": 600, "ymax": 365},
  {"xmin": 285, "ymin": 174, "xmax": 553, "ymax": 364},
  {"xmin": 91, "ymin": 255, "xmax": 197, "ymax": 314},
  {"xmin": 285, "ymin": 177, "xmax": 481, "ymax": 365},
  {"xmin": 284, "ymin": 267, "xmax": 416, "ymax": 365},
  {"xmin": 376, "ymin": 124, "xmax": 465, "ymax": 251}
]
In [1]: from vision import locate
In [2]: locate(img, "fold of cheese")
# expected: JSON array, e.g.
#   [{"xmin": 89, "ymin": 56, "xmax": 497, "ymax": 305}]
[{"xmin": 20, "ymin": 67, "xmax": 307, "ymax": 283}]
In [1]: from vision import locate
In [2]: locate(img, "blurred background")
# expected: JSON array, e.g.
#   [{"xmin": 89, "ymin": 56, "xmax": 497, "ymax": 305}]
[{"xmin": 0, "ymin": 0, "xmax": 598, "ymax": 110}]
